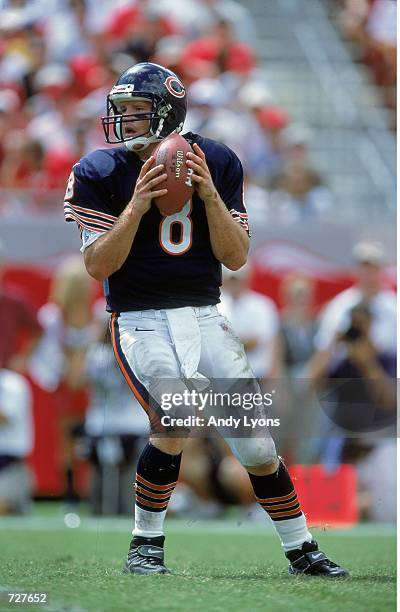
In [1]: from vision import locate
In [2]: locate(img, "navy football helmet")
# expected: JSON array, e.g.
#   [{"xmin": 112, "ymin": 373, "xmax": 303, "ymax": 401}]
[{"xmin": 102, "ymin": 62, "xmax": 187, "ymax": 151}]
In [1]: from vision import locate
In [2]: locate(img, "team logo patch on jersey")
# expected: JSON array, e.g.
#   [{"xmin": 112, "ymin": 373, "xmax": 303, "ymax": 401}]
[{"xmin": 164, "ymin": 76, "xmax": 185, "ymax": 98}]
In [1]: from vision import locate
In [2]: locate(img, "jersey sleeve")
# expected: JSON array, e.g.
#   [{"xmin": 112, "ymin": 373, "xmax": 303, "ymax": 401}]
[
  {"xmin": 63, "ymin": 157, "xmax": 118, "ymax": 236},
  {"xmin": 218, "ymin": 147, "xmax": 249, "ymax": 235}
]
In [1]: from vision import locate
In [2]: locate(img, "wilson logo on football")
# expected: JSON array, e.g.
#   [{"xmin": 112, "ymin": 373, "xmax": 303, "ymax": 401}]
[{"xmin": 164, "ymin": 76, "xmax": 185, "ymax": 98}]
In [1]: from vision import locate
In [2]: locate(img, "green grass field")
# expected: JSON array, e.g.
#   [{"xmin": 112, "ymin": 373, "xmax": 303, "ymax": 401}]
[{"xmin": 0, "ymin": 515, "xmax": 396, "ymax": 612}]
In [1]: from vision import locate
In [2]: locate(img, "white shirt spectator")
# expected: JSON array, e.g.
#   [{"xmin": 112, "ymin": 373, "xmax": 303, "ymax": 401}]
[
  {"xmin": 0, "ymin": 369, "xmax": 33, "ymax": 458},
  {"xmin": 28, "ymin": 302, "xmax": 94, "ymax": 392},
  {"xmin": 366, "ymin": 0, "xmax": 396, "ymax": 46},
  {"xmin": 219, "ymin": 290, "xmax": 279, "ymax": 378},
  {"xmin": 314, "ymin": 286, "xmax": 396, "ymax": 353}
]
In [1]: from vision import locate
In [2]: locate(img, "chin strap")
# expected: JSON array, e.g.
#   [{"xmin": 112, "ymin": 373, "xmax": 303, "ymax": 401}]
[
  {"xmin": 124, "ymin": 134, "xmax": 160, "ymax": 152},
  {"xmin": 124, "ymin": 125, "xmax": 182, "ymax": 152}
]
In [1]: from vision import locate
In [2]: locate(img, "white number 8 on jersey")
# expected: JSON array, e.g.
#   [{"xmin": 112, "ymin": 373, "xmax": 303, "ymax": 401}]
[{"xmin": 159, "ymin": 200, "xmax": 193, "ymax": 255}]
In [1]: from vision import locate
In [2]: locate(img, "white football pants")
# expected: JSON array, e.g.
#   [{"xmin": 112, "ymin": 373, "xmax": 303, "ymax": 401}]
[{"xmin": 110, "ymin": 305, "xmax": 277, "ymax": 467}]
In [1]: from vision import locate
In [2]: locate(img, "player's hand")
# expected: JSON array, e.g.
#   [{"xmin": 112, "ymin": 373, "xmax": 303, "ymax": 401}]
[
  {"xmin": 186, "ymin": 143, "xmax": 218, "ymax": 203},
  {"xmin": 129, "ymin": 156, "xmax": 168, "ymax": 216}
]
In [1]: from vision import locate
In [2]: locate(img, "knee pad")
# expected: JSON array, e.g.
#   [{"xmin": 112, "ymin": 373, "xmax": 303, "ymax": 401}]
[{"xmin": 226, "ymin": 436, "xmax": 277, "ymax": 467}]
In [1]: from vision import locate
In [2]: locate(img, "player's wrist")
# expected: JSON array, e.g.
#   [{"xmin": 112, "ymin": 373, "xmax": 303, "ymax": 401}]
[
  {"xmin": 202, "ymin": 189, "xmax": 220, "ymax": 207},
  {"xmin": 128, "ymin": 200, "xmax": 148, "ymax": 219}
]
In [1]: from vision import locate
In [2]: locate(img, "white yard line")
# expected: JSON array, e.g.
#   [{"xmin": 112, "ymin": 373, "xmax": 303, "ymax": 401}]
[{"xmin": 0, "ymin": 516, "xmax": 395, "ymax": 537}]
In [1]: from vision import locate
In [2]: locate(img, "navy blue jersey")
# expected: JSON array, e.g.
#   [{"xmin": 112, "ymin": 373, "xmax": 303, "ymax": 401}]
[{"xmin": 64, "ymin": 133, "xmax": 249, "ymax": 312}]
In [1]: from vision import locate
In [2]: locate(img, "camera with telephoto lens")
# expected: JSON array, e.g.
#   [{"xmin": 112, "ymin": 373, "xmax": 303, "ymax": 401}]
[{"xmin": 340, "ymin": 303, "xmax": 371, "ymax": 344}]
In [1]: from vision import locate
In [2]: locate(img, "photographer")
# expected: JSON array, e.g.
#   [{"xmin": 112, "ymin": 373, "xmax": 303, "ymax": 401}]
[
  {"xmin": 310, "ymin": 240, "xmax": 396, "ymax": 388},
  {"xmin": 327, "ymin": 302, "xmax": 395, "ymax": 431}
]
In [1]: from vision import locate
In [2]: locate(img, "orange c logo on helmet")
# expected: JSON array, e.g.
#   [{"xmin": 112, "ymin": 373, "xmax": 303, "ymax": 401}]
[{"xmin": 164, "ymin": 76, "xmax": 185, "ymax": 98}]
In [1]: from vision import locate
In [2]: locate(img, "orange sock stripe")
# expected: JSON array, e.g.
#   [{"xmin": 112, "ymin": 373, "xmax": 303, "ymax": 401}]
[
  {"xmin": 135, "ymin": 493, "xmax": 169, "ymax": 510},
  {"xmin": 136, "ymin": 473, "xmax": 177, "ymax": 492},
  {"xmin": 256, "ymin": 490, "xmax": 297, "ymax": 504},
  {"xmin": 135, "ymin": 485, "xmax": 173, "ymax": 500},
  {"xmin": 268, "ymin": 506, "xmax": 302, "ymax": 520},
  {"xmin": 261, "ymin": 497, "xmax": 300, "ymax": 511}
]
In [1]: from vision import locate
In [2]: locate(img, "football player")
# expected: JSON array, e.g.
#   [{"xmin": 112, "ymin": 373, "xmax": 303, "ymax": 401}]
[{"xmin": 64, "ymin": 62, "xmax": 348, "ymax": 578}]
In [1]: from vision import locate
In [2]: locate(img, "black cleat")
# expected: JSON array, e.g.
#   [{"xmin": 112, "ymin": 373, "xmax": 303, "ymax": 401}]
[
  {"xmin": 123, "ymin": 535, "xmax": 170, "ymax": 575},
  {"xmin": 286, "ymin": 540, "xmax": 349, "ymax": 578}
]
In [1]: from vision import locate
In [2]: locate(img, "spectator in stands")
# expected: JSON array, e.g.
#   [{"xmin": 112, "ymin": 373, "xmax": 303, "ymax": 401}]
[
  {"xmin": 185, "ymin": 76, "xmax": 228, "ymax": 135},
  {"xmin": 219, "ymin": 264, "xmax": 281, "ymax": 381},
  {"xmin": 279, "ymin": 273, "xmax": 317, "ymax": 378},
  {"xmin": 121, "ymin": 6, "xmax": 178, "ymax": 64},
  {"xmin": 0, "ymin": 240, "xmax": 42, "ymax": 373},
  {"xmin": 280, "ymin": 124, "xmax": 317, "ymax": 169},
  {"xmin": 241, "ymin": 105, "xmax": 290, "ymax": 188},
  {"xmin": 364, "ymin": 0, "xmax": 396, "ymax": 115},
  {"xmin": 267, "ymin": 124, "xmax": 333, "ymax": 222},
  {"xmin": 15, "ymin": 30, "xmax": 47, "ymax": 102},
  {"xmin": 154, "ymin": 0, "xmax": 257, "ymax": 45},
  {"xmin": 26, "ymin": 63, "xmax": 75, "ymax": 153},
  {"xmin": 42, "ymin": 0, "xmax": 96, "ymax": 64},
  {"xmin": 255, "ymin": 106, "xmax": 290, "ymax": 183},
  {"xmin": 0, "ymin": 136, "xmax": 46, "ymax": 189},
  {"xmin": 185, "ymin": 77, "xmax": 250, "ymax": 161},
  {"xmin": 28, "ymin": 255, "xmax": 95, "ymax": 503},
  {"xmin": 310, "ymin": 240, "xmax": 396, "ymax": 380},
  {"xmin": 268, "ymin": 164, "xmax": 333, "ymax": 222},
  {"xmin": 180, "ymin": 18, "xmax": 256, "ymax": 80},
  {"xmin": 0, "ymin": 90, "xmax": 20, "ymax": 169},
  {"xmin": 327, "ymin": 302, "xmax": 395, "ymax": 422},
  {"xmin": 0, "ymin": 368, "xmax": 33, "ymax": 514},
  {"xmin": 103, "ymin": 1, "xmax": 178, "ymax": 60},
  {"xmin": 337, "ymin": 0, "xmax": 396, "ymax": 121},
  {"xmin": 235, "ymin": 81, "xmax": 285, "ymax": 187}
]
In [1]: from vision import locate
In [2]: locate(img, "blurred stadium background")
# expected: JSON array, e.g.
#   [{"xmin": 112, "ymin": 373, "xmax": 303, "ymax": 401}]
[{"xmin": 0, "ymin": 0, "xmax": 396, "ymax": 600}]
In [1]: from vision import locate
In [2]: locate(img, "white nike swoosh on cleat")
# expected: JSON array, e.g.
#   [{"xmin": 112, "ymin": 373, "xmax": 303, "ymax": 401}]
[{"xmin": 147, "ymin": 548, "xmax": 162, "ymax": 555}]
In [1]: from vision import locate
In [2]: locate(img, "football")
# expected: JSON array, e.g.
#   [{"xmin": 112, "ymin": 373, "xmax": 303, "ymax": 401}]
[{"xmin": 152, "ymin": 133, "xmax": 194, "ymax": 216}]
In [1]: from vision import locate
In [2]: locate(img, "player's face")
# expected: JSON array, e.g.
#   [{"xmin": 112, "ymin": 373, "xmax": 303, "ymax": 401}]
[{"xmin": 116, "ymin": 99, "xmax": 152, "ymax": 145}]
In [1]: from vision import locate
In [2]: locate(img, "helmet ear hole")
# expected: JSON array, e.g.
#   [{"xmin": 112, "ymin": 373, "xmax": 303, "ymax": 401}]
[{"xmin": 164, "ymin": 110, "xmax": 177, "ymax": 133}]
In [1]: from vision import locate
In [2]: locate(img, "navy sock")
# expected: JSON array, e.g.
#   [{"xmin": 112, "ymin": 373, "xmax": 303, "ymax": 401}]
[
  {"xmin": 248, "ymin": 461, "xmax": 302, "ymax": 522},
  {"xmin": 135, "ymin": 443, "xmax": 182, "ymax": 513}
]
